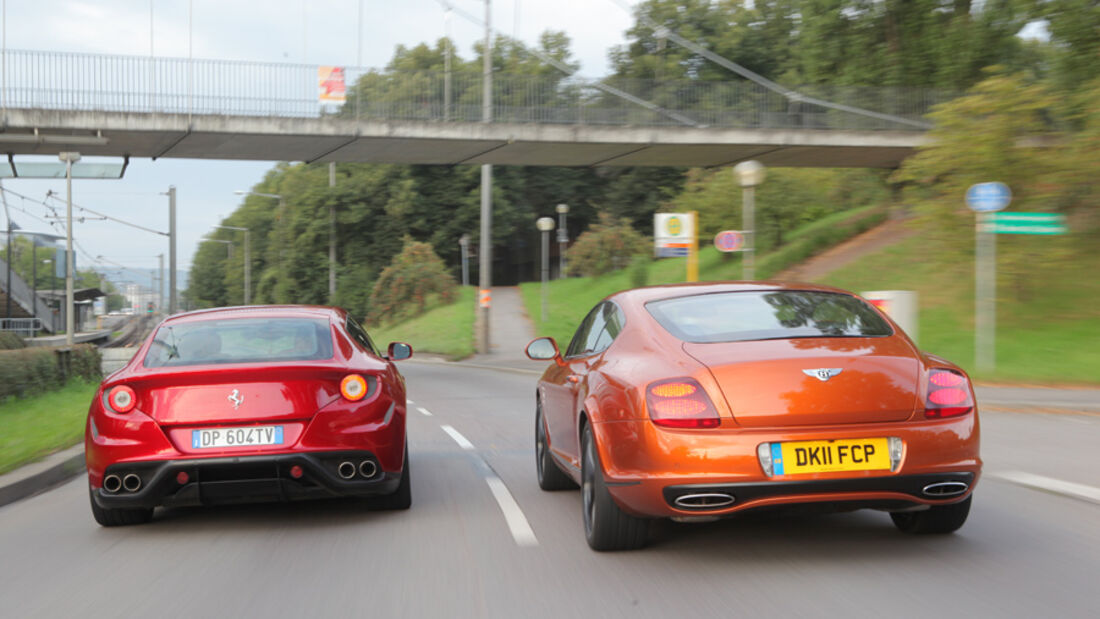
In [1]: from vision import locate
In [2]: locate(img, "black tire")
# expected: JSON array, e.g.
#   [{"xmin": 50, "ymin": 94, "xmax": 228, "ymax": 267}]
[
  {"xmin": 88, "ymin": 487, "xmax": 153, "ymax": 527},
  {"xmin": 536, "ymin": 401, "xmax": 577, "ymax": 491},
  {"xmin": 891, "ymin": 495, "xmax": 972, "ymax": 534},
  {"xmin": 581, "ymin": 424, "xmax": 648, "ymax": 551},
  {"xmin": 373, "ymin": 444, "xmax": 411, "ymax": 510}
]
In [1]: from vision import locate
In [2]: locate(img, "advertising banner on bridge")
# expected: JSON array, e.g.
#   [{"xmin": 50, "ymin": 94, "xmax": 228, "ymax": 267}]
[{"xmin": 318, "ymin": 66, "xmax": 347, "ymax": 104}]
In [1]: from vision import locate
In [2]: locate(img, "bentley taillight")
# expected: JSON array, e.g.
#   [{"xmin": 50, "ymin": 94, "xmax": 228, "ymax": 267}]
[
  {"xmin": 106, "ymin": 385, "xmax": 137, "ymax": 414},
  {"xmin": 924, "ymin": 369, "xmax": 974, "ymax": 419},
  {"xmin": 646, "ymin": 378, "xmax": 720, "ymax": 428}
]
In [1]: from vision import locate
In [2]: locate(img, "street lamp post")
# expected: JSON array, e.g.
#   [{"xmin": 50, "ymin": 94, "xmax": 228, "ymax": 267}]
[
  {"xmin": 536, "ymin": 217, "xmax": 555, "ymax": 323},
  {"xmin": 459, "ymin": 234, "xmax": 470, "ymax": 287},
  {"xmin": 214, "ymin": 224, "xmax": 251, "ymax": 305},
  {"xmin": 733, "ymin": 160, "xmax": 766, "ymax": 281},
  {"xmin": 555, "ymin": 203, "xmax": 569, "ymax": 278},
  {"xmin": 59, "ymin": 152, "xmax": 81, "ymax": 346}
]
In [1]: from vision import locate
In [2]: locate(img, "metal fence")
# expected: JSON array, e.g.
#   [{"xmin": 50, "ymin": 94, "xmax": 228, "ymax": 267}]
[
  {"xmin": 0, "ymin": 317, "xmax": 41, "ymax": 337},
  {"xmin": 0, "ymin": 49, "xmax": 949, "ymax": 131}
]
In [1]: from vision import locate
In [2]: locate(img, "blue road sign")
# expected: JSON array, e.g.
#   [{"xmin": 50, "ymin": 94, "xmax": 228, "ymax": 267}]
[{"xmin": 966, "ymin": 182, "xmax": 1012, "ymax": 212}]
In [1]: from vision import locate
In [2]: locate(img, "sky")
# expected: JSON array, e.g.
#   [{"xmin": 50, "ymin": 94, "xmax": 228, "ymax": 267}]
[{"xmin": 0, "ymin": 0, "xmax": 639, "ymax": 293}]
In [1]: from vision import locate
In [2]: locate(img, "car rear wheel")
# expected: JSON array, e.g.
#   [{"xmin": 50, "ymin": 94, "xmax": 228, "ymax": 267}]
[
  {"xmin": 373, "ymin": 443, "xmax": 411, "ymax": 510},
  {"xmin": 536, "ymin": 401, "xmax": 577, "ymax": 491},
  {"xmin": 88, "ymin": 487, "xmax": 153, "ymax": 527},
  {"xmin": 581, "ymin": 424, "xmax": 648, "ymax": 551},
  {"xmin": 891, "ymin": 495, "xmax": 971, "ymax": 534}
]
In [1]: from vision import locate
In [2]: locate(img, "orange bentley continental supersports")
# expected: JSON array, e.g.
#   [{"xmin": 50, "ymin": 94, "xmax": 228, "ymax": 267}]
[{"xmin": 526, "ymin": 282, "xmax": 980, "ymax": 551}]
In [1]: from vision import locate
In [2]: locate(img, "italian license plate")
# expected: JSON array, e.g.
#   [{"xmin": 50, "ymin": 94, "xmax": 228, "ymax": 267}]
[
  {"xmin": 192, "ymin": 426, "xmax": 284, "ymax": 449},
  {"xmin": 772, "ymin": 438, "xmax": 890, "ymax": 476}
]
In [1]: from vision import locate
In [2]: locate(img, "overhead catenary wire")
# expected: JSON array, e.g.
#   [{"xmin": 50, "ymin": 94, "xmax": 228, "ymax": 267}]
[
  {"xmin": 605, "ymin": 0, "xmax": 932, "ymax": 130},
  {"xmin": 43, "ymin": 190, "xmax": 169, "ymax": 237},
  {"xmin": 434, "ymin": 0, "xmax": 702, "ymax": 127}
]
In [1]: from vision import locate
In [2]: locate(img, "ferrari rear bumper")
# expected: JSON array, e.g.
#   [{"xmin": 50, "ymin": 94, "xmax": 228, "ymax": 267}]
[{"xmin": 91, "ymin": 450, "xmax": 401, "ymax": 509}]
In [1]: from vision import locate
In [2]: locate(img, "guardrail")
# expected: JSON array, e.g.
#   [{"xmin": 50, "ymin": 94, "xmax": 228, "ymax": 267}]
[
  {"xmin": 0, "ymin": 49, "xmax": 948, "ymax": 131},
  {"xmin": 0, "ymin": 317, "xmax": 40, "ymax": 337}
]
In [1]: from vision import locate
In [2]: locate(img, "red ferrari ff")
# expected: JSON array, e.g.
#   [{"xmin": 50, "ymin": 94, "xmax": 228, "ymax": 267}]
[
  {"xmin": 527, "ymin": 282, "xmax": 981, "ymax": 551},
  {"xmin": 86, "ymin": 305, "xmax": 412, "ymax": 526}
]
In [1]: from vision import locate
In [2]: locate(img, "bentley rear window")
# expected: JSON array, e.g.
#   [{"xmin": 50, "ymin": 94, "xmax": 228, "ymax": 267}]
[
  {"xmin": 645, "ymin": 291, "xmax": 893, "ymax": 343},
  {"xmin": 144, "ymin": 317, "xmax": 334, "ymax": 367}
]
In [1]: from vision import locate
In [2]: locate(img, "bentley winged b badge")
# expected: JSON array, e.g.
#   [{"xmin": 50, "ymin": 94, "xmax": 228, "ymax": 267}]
[{"xmin": 803, "ymin": 368, "xmax": 843, "ymax": 382}]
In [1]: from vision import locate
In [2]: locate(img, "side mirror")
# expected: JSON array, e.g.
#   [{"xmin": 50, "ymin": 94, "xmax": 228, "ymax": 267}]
[
  {"xmin": 525, "ymin": 337, "xmax": 563, "ymax": 365},
  {"xmin": 387, "ymin": 342, "xmax": 413, "ymax": 361}
]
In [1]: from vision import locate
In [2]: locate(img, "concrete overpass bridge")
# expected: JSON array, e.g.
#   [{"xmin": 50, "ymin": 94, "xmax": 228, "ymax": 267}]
[{"xmin": 0, "ymin": 50, "xmax": 942, "ymax": 169}]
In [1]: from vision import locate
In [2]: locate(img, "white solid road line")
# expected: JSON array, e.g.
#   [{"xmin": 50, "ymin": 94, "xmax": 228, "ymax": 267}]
[
  {"xmin": 485, "ymin": 476, "xmax": 539, "ymax": 547},
  {"xmin": 992, "ymin": 471, "xmax": 1100, "ymax": 505},
  {"xmin": 417, "ymin": 407, "xmax": 433, "ymax": 417},
  {"xmin": 440, "ymin": 425, "xmax": 475, "ymax": 450}
]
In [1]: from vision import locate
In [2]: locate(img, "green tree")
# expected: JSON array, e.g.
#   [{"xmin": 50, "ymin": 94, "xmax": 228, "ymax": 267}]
[
  {"xmin": 567, "ymin": 213, "xmax": 648, "ymax": 277},
  {"xmin": 368, "ymin": 238, "xmax": 456, "ymax": 326}
]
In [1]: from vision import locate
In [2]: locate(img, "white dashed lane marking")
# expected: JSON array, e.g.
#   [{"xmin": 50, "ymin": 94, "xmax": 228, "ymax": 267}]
[
  {"xmin": 440, "ymin": 425, "xmax": 475, "ymax": 450},
  {"xmin": 437, "ymin": 423, "xmax": 539, "ymax": 547},
  {"xmin": 417, "ymin": 407, "xmax": 433, "ymax": 417},
  {"xmin": 991, "ymin": 471, "xmax": 1100, "ymax": 505}
]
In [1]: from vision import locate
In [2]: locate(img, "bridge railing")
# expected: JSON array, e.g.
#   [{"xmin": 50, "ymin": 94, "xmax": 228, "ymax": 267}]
[{"xmin": 0, "ymin": 49, "xmax": 949, "ymax": 131}]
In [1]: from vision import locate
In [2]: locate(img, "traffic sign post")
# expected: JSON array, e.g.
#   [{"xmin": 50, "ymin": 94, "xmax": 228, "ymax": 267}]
[{"xmin": 966, "ymin": 182, "xmax": 1011, "ymax": 374}]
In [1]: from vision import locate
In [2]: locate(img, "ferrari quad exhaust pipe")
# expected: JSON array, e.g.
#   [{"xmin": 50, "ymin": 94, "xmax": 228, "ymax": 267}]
[
  {"xmin": 673, "ymin": 493, "xmax": 736, "ymax": 509},
  {"xmin": 122, "ymin": 474, "xmax": 142, "ymax": 492},
  {"xmin": 358, "ymin": 460, "xmax": 377, "ymax": 478},
  {"xmin": 337, "ymin": 461, "xmax": 357, "ymax": 480},
  {"xmin": 103, "ymin": 474, "xmax": 122, "ymax": 493},
  {"xmin": 922, "ymin": 481, "xmax": 969, "ymax": 497}
]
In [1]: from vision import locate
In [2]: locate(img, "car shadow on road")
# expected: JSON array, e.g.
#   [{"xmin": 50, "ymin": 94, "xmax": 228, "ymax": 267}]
[{"xmin": 645, "ymin": 507, "xmax": 978, "ymax": 561}]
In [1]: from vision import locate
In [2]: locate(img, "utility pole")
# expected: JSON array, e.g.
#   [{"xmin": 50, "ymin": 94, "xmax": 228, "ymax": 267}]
[
  {"xmin": 477, "ymin": 0, "xmax": 493, "ymax": 354},
  {"xmin": 168, "ymin": 186, "xmax": 177, "ymax": 314},
  {"xmin": 2, "ymin": 179, "xmax": 10, "ymax": 321},
  {"xmin": 60, "ymin": 152, "xmax": 80, "ymax": 346},
  {"xmin": 329, "ymin": 161, "xmax": 336, "ymax": 303},
  {"xmin": 158, "ymin": 253, "xmax": 164, "ymax": 313}
]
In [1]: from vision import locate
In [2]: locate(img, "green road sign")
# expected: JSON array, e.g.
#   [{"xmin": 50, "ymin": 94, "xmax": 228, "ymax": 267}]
[{"xmin": 990, "ymin": 212, "xmax": 1067, "ymax": 235}]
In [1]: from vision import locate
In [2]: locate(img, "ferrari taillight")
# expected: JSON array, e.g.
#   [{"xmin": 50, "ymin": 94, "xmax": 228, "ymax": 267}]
[
  {"xmin": 340, "ymin": 374, "xmax": 368, "ymax": 401},
  {"xmin": 106, "ymin": 385, "xmax": 137, "ymax": 414},
  {"xmin": 924, "ymin": 369, "xmax": 973, "ymax": 419},
  {"xmin": 646, "ymin": 378, "xmax": 720, "ymax": 429}
]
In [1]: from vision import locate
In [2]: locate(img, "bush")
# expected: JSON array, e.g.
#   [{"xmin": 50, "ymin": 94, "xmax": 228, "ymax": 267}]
[
  {"xmin": 0, "ymin": 332, "xmax": 25, "ymax": 350},
  {"xmin": 368, "ymin": 238, "xmax": 457, "ymax": 326},
  {"xmin": 0, "ymin": 344, "xmax": 101, "ymax": 401},
  {"xmin": 568, "ymin": 213, "xmax": 647, "ymax": 277}
]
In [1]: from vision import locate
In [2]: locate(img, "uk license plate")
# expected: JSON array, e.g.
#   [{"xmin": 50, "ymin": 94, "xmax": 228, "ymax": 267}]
[
  {"xmin": 772, "ymin": 438, "xmax": 890, "ymax": 476},
  {"xmin": 192, "ymin": 426, "xmax": 284, "ymax": 449}
]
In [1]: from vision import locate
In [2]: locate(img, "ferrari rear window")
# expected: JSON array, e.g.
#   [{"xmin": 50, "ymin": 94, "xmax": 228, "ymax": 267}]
[
  {"xmin": 143, "ymin": 317, "xmax": 334, "ymax": 367},
  {"xmin": 645, "ymin": 291, "xmax": 893, "ymax": 343}
]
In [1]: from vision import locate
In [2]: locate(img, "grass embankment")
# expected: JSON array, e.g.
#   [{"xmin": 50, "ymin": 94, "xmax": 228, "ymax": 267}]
[
  {"xmin": 0, "ymin": 381, "xmax": 97, "ymax": 475},
  {"xmin": 820, "ymin": 236, "xmax": 1100, "ymax": 384},
  {"xmin": 370, "ymin": 286, "xmax": 476, "ymax": 360},
  {"xmin": 521, "ymin": 206, "xmax": 887, "ymax": 346}
]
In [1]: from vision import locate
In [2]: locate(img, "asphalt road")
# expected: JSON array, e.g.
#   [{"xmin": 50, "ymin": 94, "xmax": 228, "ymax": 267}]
[{"xmin": 1, "ymin": 362, "xmax": 1097, "ymax": 618}]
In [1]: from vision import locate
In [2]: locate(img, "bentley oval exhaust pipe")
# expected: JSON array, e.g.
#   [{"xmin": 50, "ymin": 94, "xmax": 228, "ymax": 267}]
[
  {"xmin": 673, "ymin": 493, "xmax": 736, "ymax": 509},
  {"xmin": 358, "ymin": 460, "xmax": 377, "ymax": 478},
  {"xmin": 122, "ymin": 474, "xmax": 142, "ymax": 492},
  {"xmin": 337, "ymin": 461, "xmax": 357, "ymax": 480},
  {"xmin": 922, "ymin": 481, "xmax": 969, "ymax": 497},
  {"xmin": 103, "ymin": 474, "xmax": 122, "ymax": 493}
]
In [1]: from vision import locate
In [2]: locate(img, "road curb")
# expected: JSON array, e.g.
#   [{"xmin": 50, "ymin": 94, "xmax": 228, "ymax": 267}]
[{"xmin": 0, "ymin": 445, "xmax": 85, "ymax": 509}]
